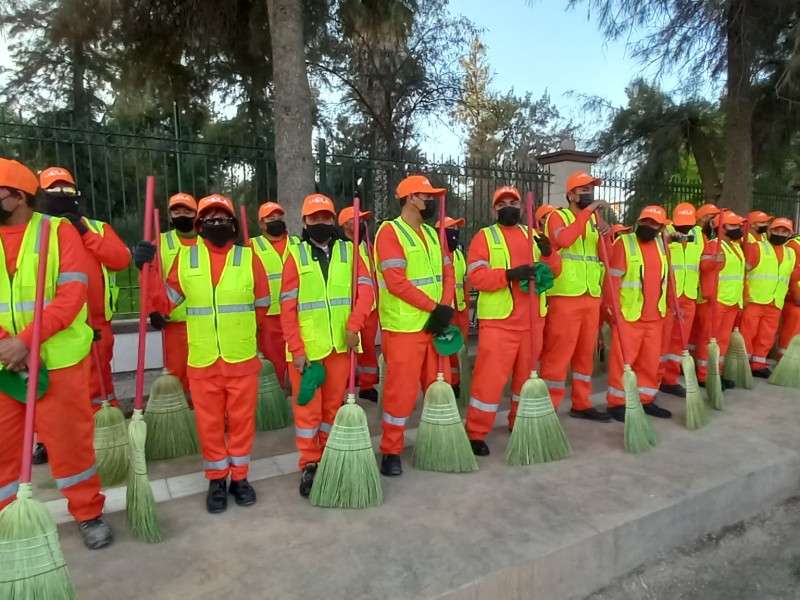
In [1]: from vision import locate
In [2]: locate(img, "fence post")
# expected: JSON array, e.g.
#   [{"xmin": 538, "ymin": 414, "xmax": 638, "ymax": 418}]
[
  {"xmin": 173, "ymin": 102, "xmax": 184, "ymax": 190},
  {"xmin": 318, "ymin": 138, "xmax": 327, "ymax": 195}
]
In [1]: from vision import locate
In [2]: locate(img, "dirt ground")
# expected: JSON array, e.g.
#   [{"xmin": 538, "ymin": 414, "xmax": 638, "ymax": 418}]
[{"xmin": 588, "ymin": 497, "xmax": 800, "ymax": 600}]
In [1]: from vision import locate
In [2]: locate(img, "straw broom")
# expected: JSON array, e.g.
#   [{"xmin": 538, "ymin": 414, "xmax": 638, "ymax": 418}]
[
  {"xmin": 0, "ymin": 218, "xmax": 78, "ymax": 599},
  {"xmin": 310, "ymin": 198, "xmax": 383, "ymax": 508},
  {"xmin": 126, "ymin": 175, "xmax": 161, "ymax": 542},
  {"xmin": 413, "ymin": 192, "xmax": 477, "ymax": 473},
  {"xmin": 769, "ymin": 335, "xmax": 800, "ymax": 388},
  {"xmin": 144, "ymin": 208, "xmax": 201, "ymax": 458},
  {"xmin": 506, "ymin": 192, "xmax": 571, "ymax": 466},
  {"xmin": 724, "ymin": 325, "xmax": 753, "ymax": 390},
  {"xmin": 706, "ymin": 214, "xmax": 726, "ymax": 410}
]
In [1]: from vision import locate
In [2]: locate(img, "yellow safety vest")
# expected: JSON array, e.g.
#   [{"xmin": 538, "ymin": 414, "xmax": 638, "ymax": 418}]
[
  {"xmin": 666, "ymin": 225, "xmax": 703, "ymax": 300},
  {"xmin": 375, "ymin": 218, "xmax": 443, "ymax": 333},
  {"xmin": 252, "ymin": 234, "xmax": 300, "ymax": 316},
  {"xmin": 718, "ymin": 241, "xmax": 745, "ymax": 307},
  {"xmin": 83, "ymin": 218, "xmax": 120, "ymax": 320},
  {"xmin": 747, "ymin": 240, "xmax": 796, "ymax": 310},
  {"xmin": 285, "ymin": 240, "xmax": 356, "ymax": 361},
  {"xmin": 0, "ymin": 213, "xmax": 93, "ymax": 370},
  {"xmin": 545, "ymin": 208, "xmax": 604, "ymax": 297},
  {"xmin": 453, "ymin": 248, "xmax": 466, "ymax": 312},
  {"xmin": 473, "ymin": 224, "xmax": 547, "ymax": 320},
  {"xmin": 159, "ymin": 230, "xmax": 197, "ymax": 322},
  {"xmin": 178, "ymin": 243, "xmax": 259, "ymax": 368},
  {"xmin": 615, "ymin": 233, "xmax": 668, "ymax": 322}
]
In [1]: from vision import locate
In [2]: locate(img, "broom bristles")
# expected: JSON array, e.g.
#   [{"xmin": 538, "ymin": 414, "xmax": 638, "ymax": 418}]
[
  {"xmin": 94, "ymin": 401, "xmax": 130, "ymax": 487},
  {"xmin": 456, "ymin": 345, "xmax": 471, "ymax": 410},
  {"xmin": 622, "ymin": 367, "xmax": 659, "ymax": 453},
  {"xmin": 0, "ymin": 483, "xmax": 78, "ymax": 599},
  {"xmin": 413, "ymin": 377, "xmax": 477, "ymax": 473},
  {"xmin": 256, "ymin": 359, "xmax": 291, "ymax": 431},
  {"xmin": 769, "ymin": 335, "xmax": 800, "ymax": 388},
  {"xmin": 682, "ymin": 351, "xmax": 708, "ymax": 430},
  {"xmin": 723, "ymin": 328, "xmax": 753, "ymax": 389},
  {"xmin": 505, "ymin": 373, "xmax": 571, "ymax": 466},
  {"xmin": 707, "ymin": 339, "xmax": 724, "ymax": 410},
  {"xmin": 126, "ymin": 410, "xmax": 161, "ymax": 543},
  {"xmin": 144, "ymin": 369, "xmax": 200, "ymax": 459}
]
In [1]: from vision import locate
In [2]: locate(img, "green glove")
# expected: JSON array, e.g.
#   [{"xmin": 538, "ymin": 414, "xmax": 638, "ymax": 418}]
[{"xmin": 296, "ymin": 361, "xmax": 326, "ymax": 406}]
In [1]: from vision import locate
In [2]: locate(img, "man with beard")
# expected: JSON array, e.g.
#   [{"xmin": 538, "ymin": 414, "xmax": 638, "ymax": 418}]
[{"xmin": 134, "ymin": 194, "xmax": 270, "ymax": 513}]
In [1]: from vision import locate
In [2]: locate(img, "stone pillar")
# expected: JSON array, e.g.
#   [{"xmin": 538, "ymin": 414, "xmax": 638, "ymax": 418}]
[{"xmin": 536, "ymin": 140, "xmax": 601, "ymax": 208}]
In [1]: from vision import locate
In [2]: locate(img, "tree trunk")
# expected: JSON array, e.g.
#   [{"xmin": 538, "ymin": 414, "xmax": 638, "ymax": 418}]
[
  {"xmin": 266, "ymin": 0, "xmax": 316, "ymax": 229},
  {"xmin": 685, "ymin": 123, "xmax": 722, "ymax": 201}
]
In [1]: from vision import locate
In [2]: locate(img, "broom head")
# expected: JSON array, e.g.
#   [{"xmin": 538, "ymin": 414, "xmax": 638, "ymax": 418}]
[
  {"xmin": 682, "ymin": 351, "xmax": 708, "ymax": 430},
  {"xmin": 769, "ymin": 335, "xmax": 800, "ymax": 388},
  {"xmin": 706, "ymin": 339, "xmax": 724, "ymax": 410},
  {"xmin": 94, "ymin": 401, "xmax": 130, "ymax": 487},
  {"xmin": 144, "ymin": 369, "xmax": 200, "ymax": 459},
  {"xmin": 723, "ymin": 327, "xmax": 753, "ymax": 389},
  {"xmin": 126, "ymin": 410, "xmax": 161, "ymax": 543},
  {"xmin": 256, "ymin": 359, "xmax": 291, "ymax": 431},
  {"xmin": 622, "ymin": 366, "xmax": 659, "ymax": 453}
]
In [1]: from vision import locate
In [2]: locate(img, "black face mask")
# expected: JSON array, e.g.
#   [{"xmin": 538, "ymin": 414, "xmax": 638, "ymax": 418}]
[
  {"xmin": 726, "ymin": 228, "xmax": 744, "ymax": 241},
  {"xmin": 768, "ymin": 234, "xmax": 789, "ymax": 246},
  {"xmin": 305, "ymin": 223, "xmax": 336, "ymax": 244},
  {"xmin": 171, "ymin": 216, "xmax": 195, "ymax": 233},
  {"xmin": 419, "ymin": 199, "xmax": 437, "ymax": 220},
  {"xmin": 0, "ymin": 203, "xmax": 14, "ymax": 224},
  {"xmin": 754, "ymin": 224, "xmax": 768, "ymax": 234},
  {"xmin": 445, "ymin": 229, "xmax": 460, "ymax": 252},
  {"xmin": 635, "ymin": 225, "xmax": 659, "ymax": 242},
  {"xmin": 266, "ymin": 220, "xmax": 287, "ymax": 237},
  {"xmin": 38, "ymin": 191, "xmax": 80, "ymax": 217},
  {"xmin": 576, "ymin": 193, "xmax": 594, "ymax": 209},
  {"xmin": 497, "ymin": 206, "xmax": 521, "ymax": 227},
  {"xmin": 201, "ymin": 224, "xmax": 235, "ymax": 247},
  {"xmin": 674, "ymin": 225, "xmax": 694, "ymax": 235}
]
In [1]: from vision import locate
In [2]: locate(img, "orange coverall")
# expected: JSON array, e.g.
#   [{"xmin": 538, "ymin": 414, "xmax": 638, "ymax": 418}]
[{"xmin": 254, "ymin": 234, "xmax": 290, "ymax": 387}]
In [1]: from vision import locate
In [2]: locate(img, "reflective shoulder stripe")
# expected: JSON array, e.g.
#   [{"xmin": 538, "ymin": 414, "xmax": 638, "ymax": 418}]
[
  {"xmin": 189, "ymin": 245, "xmax": 199, "ymax": 269},
  {"xmin": 488, "ymin": 225, "xmax": 502, "ymax": 245},
  {"xmin": 57, "ymin": 271, "xmax": 89, "ymax": 285},
  {"xmin": 338, "ymin": 240, "xmax": 349, "ymax": 263},
  {"xmin": 232, "ymin": 245, "xmax": 243, "ymax": 267},
  {"xmin": 297, "ymin": 243, "xmax": 309, "ymax": 266},
  {"xmin": 393, "ymin": 220, "xmax": 417, "ymax": 246},
  {"xmin": 255, "ymin": 237, "xmax": 267, "ymax": 251},
  {"xmin": 165, "ymin": 230, "xmax": 176, "ymax": 250},
  {"xmin": 623, "ymin": 233, "xmax": 638, "ymax": 256}
]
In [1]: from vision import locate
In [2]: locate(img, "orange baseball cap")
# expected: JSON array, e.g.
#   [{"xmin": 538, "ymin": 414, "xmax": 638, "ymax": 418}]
[
  {"xmin": 197, "ymin": 194, "xmax": 235, "ymax": 217},
  {"xmin": 714, "ymin": 211, "xmax": 744, "ymax": 227},
  {"xmin": 535, "ymin": 204, "xmax": 555, "ymax": 221},
  {"xmin": 611, "ymin": 224, "xmax": 632, "ymax": 236},
  {"xmin": 435, "ymin": 216, "xmax": 465, "ymax": 229},
  {"xmin": 672, "ymin": 202, "xmax": 697, "ymax": 227},
  {"xmin": 395, "ymin": 175, "xmax": 445, "ymax": 199},
  {"xmin": 696, "ymin": 204, "xmax": 720, "ymax": 219},
  {"xmin": 747, "ymin": 210, "xmax": 770, "ymax": 224},
  {"xmin": 258, "ymin": 201, "xmax": 285, "ymax": 220},
  {"xmin": 169, "ymin": 192, "xmax": 197, "ymax": 210},
  {"xmin": 0, "ymin": 158, "xmax": 39, "ymax": 195},
  {"xmin": 302, "ymin": 193, "xmax": 336, "ymax": 217},
  {"xmin": 338, "ymin": 205, "xmax": 372, "ymax": 226},
  {"xmin": 39, "ymin": 166, "xmax": 75, "ymax": 189},
  {"xmin": 492, "ymin": 185, "xmax": 521, "ymax": 205},
  {"xmin": 566, "ymin": 171, "xmax": 602, "ymax": 192},
  {"xmin": 638, "ymin": 205, "xmax": 668, "ymax": 225},
  {"xmin": 769, "ymin": 217, "xmax": 794, "ymax": 232}
]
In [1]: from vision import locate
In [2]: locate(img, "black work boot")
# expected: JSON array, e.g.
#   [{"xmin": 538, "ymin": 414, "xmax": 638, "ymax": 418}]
[
  {"xmin": 569, "ymin": 407, "xmax": 612, "ymax": 422},
  {"xmin": 32, "ymin": 443, "xmax": 48, "ymax": 465},
  {"xmin": 469, "ymin": 440, "xmax": 490, "ymax": 456},
  {"xmin": 751, "ymin": 368, "xmax": 771, "ymax": 379},
  {"xmin": 229, "ymin": 479, "xmax": 256, "ymax": 506},
  {"xmin": 299, "ymin": 463, "xmax": 317, "ymax": 497},
  {"xmin": 358, "ymin": 388, "xmax": 378, "ymax": 403},
  {"xmin": 206, "ymin": 478, "xmax": 228, "ymax": 514},
  {"xmin": 78, "ymin": 517, "xmax": 113, "ymax": 550},
  {"xmin": 659, "ymin": 383, "xmax": 686, "ymax": 398},
  {"xmin": 380, "ymin": 454, "xmax": 402, "ymax": 477},
  {"xmin": 721, "ymin": 378, "xmax": 736, "ymax": 390},
  {"xmin": 608, "ymin": 406, "xmax": 626, "ymax": 422},
  {"xmin": 643, "ymin": 402, "xmax": 672, "ymax": 419}
]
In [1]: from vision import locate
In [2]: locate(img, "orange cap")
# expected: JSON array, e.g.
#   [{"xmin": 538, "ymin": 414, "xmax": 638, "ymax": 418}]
[
  {"xmin": 566, "ymin": 171, "xmax": 602, "ymax": 192},
  {"xmin": 302, "ymin": 194, "xmax": 336, "ymax": 217},
  {"xmin": 492, "ymin": 185, "xmax": 521, "ymax": 205},
  {"xmin": 713, "ymin": 211, "xmax": 744, "ymax": 227},
  {"xmin": 258, "ymin": 201, "xmax": 285, "ymax": 220},
  {"xmin": 169, "ymin": 192, "xmax": 197, "ymax": 210},
  {"xmin": 39, "ymin": 166, "xmax": 75, "ymax": 189},
  {"xmin": 611, "ymin": 224, "xmax": 632, "ymax": 236},
  {"xmin": 338, "ymin": 205, "xmax": 372, "ymax": 226},
  {"xmin": 435, "ymin": 216, "xmax": 465, "ymax": 229},
  {"xmin": 747, "ymin": 210, "xmax": 770, "ymax": 224},
  {"xmin": 769, "ymin": 217, "xmax": 794, "ymax": 232},
  {"xmin": 395, "ymin": 175, "xmax": 446, "ymax": 199},
  {"xmin": 638, "ymin": 205, "xmax": 668, "ymax": 225},
  {"xmin": 696, "ymin": 204, "xmax": 720, "ymax": 219},
  {"xmin": 0, "ymin": 158, "xmax": 39, "ymax": 195},
  {"xmin": 672, "ymin": 202, "xmax": 697, "ymax": 227},
  {"xmin": 535, "ymin": 204, "xmax": 555, "ymax": 221},
  {"xmin": 197, "ymin": 194, "xmax": 235, "ymax": 217}
]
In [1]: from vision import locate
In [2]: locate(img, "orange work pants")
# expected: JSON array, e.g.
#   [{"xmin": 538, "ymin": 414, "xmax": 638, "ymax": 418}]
[
  {"xmin": 540, "ymin": 295, "xmax": 601, "ymax": 410},
  {"xmin": 188, "ymin": 369, "xmax": 258, "ymax": 481},
  {"xmin": 658, "ymin": 295, "xmax": 697, "ymax": 386},
  {"xmin": 289, "ymin": 351, "xmax": 350, "ymax": 469},
  {"xmin": 380, "ymin": 330, "xmax": 451, "ymax": 455},
  {"xmin": 357, "ymin": 310, "xmax": 380, "ymax": 391},
  {"xmin": 259, "ymin": 314, "xmax": 288, "ymax": 387},
  {"xmin": 0, "ymin": 357, "xmax": 105, "ymax": 521},
  {"xmin": 606, "ymin": 318, "xmax": 664, "ymax": 407},
  {"xmin": 89, "ymin": 319, "xmax": 117, "ymax": 412},
  {"xmin": 449, "ymin": 307, "xmax": 470, "ymax": 386},
  {"xmin": 695, "ymin": 302, "xmax": 739, "ymax": 381},
  {"xmin": 688, "ymin": 300, "xmax": 708, "ymax": 356},
  {"xmin": 779, "ymin": 301, "xmax": 800, "ymax": 357},
  {"xmin": 163, "ymin": 320, "xmax": 189, "ymax": 394},
  {"xmin": 740, "ymin": 302, "xmax": 781, "ymax": 370}
]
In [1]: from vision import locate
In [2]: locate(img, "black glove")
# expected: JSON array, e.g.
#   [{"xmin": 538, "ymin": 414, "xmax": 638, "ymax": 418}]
[
  {"xmin": 535, "ymin": 234, "xmax": 552, "ymax": 257},
  {"xmin": 133, "ymin": 241, "xmax": 157, "ymax": 270},
  {"xmin": 92, "ymin": 328, "xmax": 102, "ymax": 342},
  {"xmin": 62, "ymin": 212, "xmax": 88, "ymax": 235},
  {"xmin": 505, "ymin": 265, "xmax": 537, "ymax": 281},
  {"xmin": 424, "ymin": 304, "xmax": 454, "ymax": 336},
  {"xmin": 149, "ymin": 312, "xmax": 168, "ymax": 330}
]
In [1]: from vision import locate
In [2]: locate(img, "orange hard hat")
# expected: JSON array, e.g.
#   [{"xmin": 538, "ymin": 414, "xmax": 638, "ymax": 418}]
[
  {"xmin": 566, "ymin": 171, "xmax": 602, "ymax": 192},
  {"xmin": 638, "ymin": 205, "xmax": 668, "ymax": 225},
  {"xmin": 435, "ymin": 216, "xmax": 465, "ymax": 229},
  {"xmin": 713, "ymin": 211, "xmax": 744, "ymax": 227},
  {"xmin": 302, "ymin": 193, "xmax": 336, "ymax": 217},
  {"xmin": 672, "ymin": 202, "xmax": 697, "ymax": 227},
  {"xmin": 696, "ymin": 204, "xmax": 720, "ymax": 219},
  {"xmin": 747, "ymin": 210, "xmax": 770, "ymax": 224},
  {"xmin": 169, "ymin": 192, "xmax": 197, "ymax": 211},
  {"xmin": 258, "ymin": 201, "xmax": 285, "ymax": 220},
  {"xmin": 769, "ymin": 217, "xmax": 794, "ymax": 232},
  {"xmin": 492, "ymin": 185, "xmax": 521, "ymax": 205},
  {"xmin": 0, "ymin": 158, "xmax": 39, "ymax": 195},
  {"xmin": 395, "ymin": 175, "xmax": 445, "ymax": 199},
  {"xmin": 197, "ymin": 194, "xmax": 235, "ymax": 217},
  {"xmin": 535, "ymin": 204, "xmax": 555, "ymax": 221},
  {"xmin": 39, "ymin": 166, "xmax": 75, "ymax": 189},
  {"xmin": 338, "ymin": 205, "xmax": 372, "ymax": 226},
  {"xmin": 611, "ymin": 224, "xmax": 632, "ymax": 236}
]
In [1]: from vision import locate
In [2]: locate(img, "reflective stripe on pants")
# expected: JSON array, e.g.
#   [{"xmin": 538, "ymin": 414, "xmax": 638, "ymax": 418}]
[
  {"xmin": 606, "ymin": 317, "xmax": 665, "ymax": 408},
  {"xmin": 740, "ymin": 302, "xmax": 781, "ymax": 370},
  {"xmin": 657, "ymin": 295, "xmax": 697, "ymax": 386},
  {"xmin": 357, "ymin": 310, "xmax": 380, "ymax": 390},
  {"xmin": 695, "ymin": 302, "xmax": 740, "ymax": 382}
]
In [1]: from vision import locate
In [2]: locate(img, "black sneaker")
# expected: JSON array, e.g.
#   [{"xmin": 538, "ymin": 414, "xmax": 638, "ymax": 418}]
[
  {"xmin": 643, "ymin": 402, "xmax": 672, "ymax": 419},
  {"xmin": 78, "ymin": 517, "xmax": 113, "ymax": 550},
  {"xmin": 751, "ymin": 368, "xmax": 771, "ymax": 379},
  {"xmin": 206, "ymin": 478, "xmax": 228, "ymax": 514},
  {"xmin": 32, "ymin": 443, "xmax": 48, "ymax": 465},
  {"xmin": 299, "ymin": 463, "xmax": 317, "ymax": 497},
  {"xmin": 380, "ymin": 454, "xmax": 402, "ymax": 477},
  {"xmin": 229, "ymin": 479, "xmax": 256, "ymax": 506},
  {"xmin": 569, "ymin": 407, "xmax": 612, "ymax": 422},
  {"xmin": 608, "ymin": 406, "xmax": 626, "ymax": 422},
  {"xmin": 659, "ymin": 383, "xmax": 686, "ymax": 398},
  {"xmin": 358, "ymin": 388, "xmax": 378, "ymax": 403},
  {"xmin": 470, "ymin": 440, "xmax": 490, "ymax": 456},
  {"xmin": 721, "ymin": 378, "xmax": 736, "ymax": 390}
]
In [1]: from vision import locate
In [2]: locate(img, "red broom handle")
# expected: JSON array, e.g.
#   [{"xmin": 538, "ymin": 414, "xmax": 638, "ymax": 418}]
[
  {"xmin": 348, "ymin": 198, "xmax": 361, "ymax": 395},
  {"xmin": 597, "ymin": 228, "xmax": 634, "ymax": 366},
  {"xmin": 86, "ymin": 313, "xmax": 110, "ymax": 403},
  {"xmin": 19, "ymin": 217, "xmax": 51, "ymax": 484},
  {"xmin": 153, "ymin": 208, "xmax": 169, "ymax": 365},
  {"xmin": 525, "ymin": 192, "xmax": 539, "ymax": 371},
  {"xmin": 661, "ymin": 231, "xmax": 689, "ymax": 351},
  {"xmin": 710, "ymin": 210, "xmax": 726, "ymax": 338},
  {"xmin": 734, "ymin": 219, "xmax": 752, "ymax": 329},
  {"xmin": 363, "ymin": 225, "xmax": 380, "ymax": 312},
  {"xmin": 437, "ymin": 192, "xmax": 447, "ymax": 374},
  {"xmin": 134, "ymin": 176, "xmax": 156, "ymax": 411},
  {"xmin": 239, "ymin": 205, "xmax": 249, "ymax": 245}
]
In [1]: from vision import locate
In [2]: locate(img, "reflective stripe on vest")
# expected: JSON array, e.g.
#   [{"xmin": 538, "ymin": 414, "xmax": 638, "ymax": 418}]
[
  {"xmin": 718, "ymin": 241, "xmax": 745, "ymax": 307},
  {"xmin": 0, "ymin": 213, "xmax": 93, "ymax": 370},
  {"xmin": 160, "ymin": 230, "xmax": 196, "ymax": 322},
  {"xmin": 617, "ymin": 233, "xmax": 668, "ymax": 322},
  {"xmin": 666, "ymin": 225, "xmax": 702, "ymax": 300},
  {"xmin": 252, "ymin": 234, "xmax": 299, "ymax": 316},
  {"xmin": 178, "ymin": 243, "xmax": 257, "ymax": 368},
  {"xmin": 545, "ymin": 208, "xmax": 604, "ymax": 297},
  {"xmin": 453, "ymin": 248, "xmax": 467, "ymax": 311},
  {"xmin": 747, "ymin": 239, "xmax": 795, "ymax": 310},
  {"xmin": 84, "ymin": 218, "xmax": 119, "ymax": 320}
]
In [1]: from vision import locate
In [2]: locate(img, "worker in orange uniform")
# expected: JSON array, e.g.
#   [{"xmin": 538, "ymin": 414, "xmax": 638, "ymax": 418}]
[
  {"xmin": 657, "ymin": 203, "xmax": 704, "ymax": 397},
  {"xmin": 281, "ymin": 195, "xmax": 374, "ymax": 497},
  {"xmin": 604, "ymin": 206, "xmax": 673, "ymax": 421},
  {"xmin": 539, "ymin": 171, "xmax": 612, "ymax": 421},
  {"xmin": 689, "ymin": 204, "xmax": 721, "ymax": 356},
  {"xmin": 695, "ymin": 211, "xmax": 746, "ymax": 387},
  {"xmin": 746, "ymin": 211, "xmax": 771, "ymax": 243},
  {"xmin": 146, "ymin": 193, "xmax": 198, "ymax": 394},
  {"xmin": 134, "ymin": 194, "xmax": 270, "ymax": 513},
  {"xmin": 740, "ymin": 217, "xmax": 797, "ymax": 377},
  {"xmin": 779, "ymin": 235, "xmax": 800, "ymax": 357},
  {"xmin": 250, "ymin": 201, "xmax": 299, "ymax": 388},
  {"xmin": 0, "ymin": 158, "xmax": 111, "ymax": 549},
  {"xmin": 437, "ymin": 216, "xmax": 469, "ymax": 396},
  {"xmin": 535, "ymin": 204, "xmax": 554, "ymax": 233},
  {"xmin": 339, "ymin": 205, "xmax": 380, "ymax": 403},
  {"xmin": 374, "ymin": 175, "xmax": 455, "ymax": 476},
  {"xmin": 465, "ymin": 186, "xmax": 562, "ymax": 454}
]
